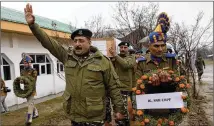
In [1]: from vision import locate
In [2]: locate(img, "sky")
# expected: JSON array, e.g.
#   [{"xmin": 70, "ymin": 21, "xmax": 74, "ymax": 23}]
[{"xmin": 1, "ymin": 2, "xmax": 213, "ymax": 29}]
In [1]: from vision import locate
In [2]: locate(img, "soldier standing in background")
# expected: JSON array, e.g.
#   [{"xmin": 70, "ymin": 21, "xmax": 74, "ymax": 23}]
[
  {"xmin": 128, "ymin": 49, "xmax": 136, "ymax": 55},
  {"xmin": 109, "ymin": 41, "xmax": 136, "ymax": 125},
  {"xmin": 135, "ymin": 50, "xmax": 143, "ymax": 59},
  {"xmin": 20, "ymin": 54, "xmax": 39, "ymax": 126},
  {"xmin": 195, "ymin": 56, "xmax": 206, "ymax": 81}
]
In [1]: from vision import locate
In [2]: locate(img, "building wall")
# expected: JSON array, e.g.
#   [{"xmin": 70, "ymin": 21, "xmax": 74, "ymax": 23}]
[{"xmin": 1, "ymin": 32, "xmax": 66, "ymax": 107}]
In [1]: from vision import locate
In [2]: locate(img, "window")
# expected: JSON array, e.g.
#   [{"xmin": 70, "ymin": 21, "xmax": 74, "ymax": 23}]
[
  {"xmin": 19, "ymin": 54, "xmax": 52, "ymax": 76},
  {"xmin": 1, "ymin": 56, "xmax": 12, "ymax": 80},
  {"xmin": 57, "ymin": 60, "xmax": 64, "ymax": 73}
]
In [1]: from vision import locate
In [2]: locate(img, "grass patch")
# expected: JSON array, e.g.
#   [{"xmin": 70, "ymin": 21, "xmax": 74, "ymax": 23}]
[
  {"xmin": 187, "ymin": 87, "xmax": 212, "ymax": 126},
  {"xmin": 32, "ymin": 107, "xmax": 67, "ymax": 125},
  {"xmin": 204, "ymin": 59, "xmax": 213, "ymax": 65},
  {"xmin": 199, "ymin": 81, "xmax": 209, "ymax": 85},
  {"xmin": 1, "ymin": 96, "xmax": 64, "ymax": 126}
]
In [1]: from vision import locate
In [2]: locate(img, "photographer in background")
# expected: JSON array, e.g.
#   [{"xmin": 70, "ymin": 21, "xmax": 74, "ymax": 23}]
[{"xmin": 0, "ymin": 77, "xmax": 10, "ymax": 113}]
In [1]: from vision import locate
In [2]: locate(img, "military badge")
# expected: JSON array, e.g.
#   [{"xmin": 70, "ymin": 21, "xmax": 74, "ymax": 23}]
[{"xmin": 78, "ymin": 30, "xmax": 83, "ymax": 35}]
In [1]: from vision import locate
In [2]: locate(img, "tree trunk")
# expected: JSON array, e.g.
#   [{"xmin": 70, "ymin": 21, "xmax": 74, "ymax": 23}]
[
  {"xmin": 189, "ymin": 64, "xmax": 196, "ymax": 98},
  {"xmin": 185, "ymin": 53, "xmax": 190, "ymax": 83}
]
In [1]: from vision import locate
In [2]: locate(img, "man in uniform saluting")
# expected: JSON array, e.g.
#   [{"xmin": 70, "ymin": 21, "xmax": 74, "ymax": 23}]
[
  {"xmin": 24, "ymin": 3, "xmax": 125, "ymax": 126},
  {"xmin": 109, "ymin": 41, "xmax": 136, "ymax": 125}
]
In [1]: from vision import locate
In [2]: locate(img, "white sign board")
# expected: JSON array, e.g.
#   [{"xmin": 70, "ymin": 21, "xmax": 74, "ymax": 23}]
[
  {"xmin": 136, "ymin": 92, "xmax": 184, "ymax": 109},
  {"xmin": 91, "ymin": 40, "xmax": 107, "ymax": 55}
]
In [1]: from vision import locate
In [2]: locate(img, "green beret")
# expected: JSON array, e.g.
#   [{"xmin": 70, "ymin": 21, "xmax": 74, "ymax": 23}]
[{"xmin": 71, "ymin": 29, "xmax": 92, "ymax": 40}]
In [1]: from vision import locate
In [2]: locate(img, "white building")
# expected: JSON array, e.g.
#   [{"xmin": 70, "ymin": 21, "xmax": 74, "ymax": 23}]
[
  {"xmin": 1, "ymin": 7, "xmax": 122, "ymax": 108},
  {"xmin": 1, "ymin": 6, "xmax": 75, "ymax": 108}
]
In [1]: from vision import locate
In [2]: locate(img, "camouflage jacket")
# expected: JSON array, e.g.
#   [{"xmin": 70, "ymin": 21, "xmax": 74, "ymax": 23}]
[{"xmin": 20, "ymin": 67, "xmax": 38, "ymax": 96}]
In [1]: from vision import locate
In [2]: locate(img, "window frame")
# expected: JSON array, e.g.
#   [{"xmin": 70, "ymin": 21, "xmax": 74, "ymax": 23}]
[
  {"xmin": 57, "ymin": 60, "xmax": 64, "ymax": 73},
  {"xmin": 0, "ymin": 53, "xmax": 13, "ymax": 81}
]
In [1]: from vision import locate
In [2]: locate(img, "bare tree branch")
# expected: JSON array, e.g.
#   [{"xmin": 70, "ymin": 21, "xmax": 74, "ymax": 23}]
[
  {"xmin": 168, "ymin": 11, "xmax": 213, "ymax": 97},
  {"xmin": 84, "ymin": 14, "xmax": 113, "ymax": 38},
  {"xmin": 112, "ymin": 2, "xmax": 159, "ymax": 49}
]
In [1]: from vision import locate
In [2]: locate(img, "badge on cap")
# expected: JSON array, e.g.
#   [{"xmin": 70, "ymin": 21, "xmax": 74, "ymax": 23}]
[
  {"xmin": 125, "ymin": 43, "xmax": 128, "ymax": 46},
  {"xmin": 78, "ymin": 30, "xmax": 83, "ymax": 35}
]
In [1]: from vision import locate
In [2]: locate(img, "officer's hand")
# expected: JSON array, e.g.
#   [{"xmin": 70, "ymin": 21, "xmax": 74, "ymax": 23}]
[
  {"xmin": 109, "ymin": 47, "xmax": 116, "ymax": 57},
  {"xmin": 24, "ymin": 3, "xmax": 35, "ymax": 25},
  {"xmin": 115, "ymin": 112, "xmax": 124, "ymax": 120},
  {"xmin": 151, "ymin": 74, "xmax": 160, "ymax": 86},
  {"xmin": 159, "ymin": 71, "xmax": 170, "ymax": 83}
]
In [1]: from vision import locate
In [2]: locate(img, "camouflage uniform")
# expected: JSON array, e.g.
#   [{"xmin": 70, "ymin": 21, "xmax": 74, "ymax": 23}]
[
  {"xmin": 28, "ymin": 23, "xmax": 125, "ymax": 124},
  {"xmin": 195, "ymin": 57, "xmax": 205, "ymax": 80},
  {"xmin": 21, "ymin": 66, "xmax": 39, "ymax": 124},
  {"xmin": 111, "ymin": 53, "xmax": 136, "ymax": 125}
]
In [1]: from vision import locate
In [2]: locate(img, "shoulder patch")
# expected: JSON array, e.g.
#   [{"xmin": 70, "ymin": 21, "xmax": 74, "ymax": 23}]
[
  {"xmin": 165, "ymin": 53, "xmax": 176, "ymax": 58},
  {"xmin": 136, "ymin": 56, "xmax": 146, "ymax": 62}
]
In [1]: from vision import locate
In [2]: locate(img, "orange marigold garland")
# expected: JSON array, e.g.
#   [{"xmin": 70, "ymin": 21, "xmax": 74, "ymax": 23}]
[{"xmin": 132, "ymin": 69, "xmax": 191, "ymax": 126}]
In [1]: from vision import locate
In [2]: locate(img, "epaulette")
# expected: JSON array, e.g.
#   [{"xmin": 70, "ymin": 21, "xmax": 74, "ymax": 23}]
[
  {"xmin": 29, "ymin": 68, "xmax": 36, "ymax": 72},
  {"xmin": 103, "ymin": 55, "xmax": 110, "ymax": 60},
  {"xmin": 32, "ymin": 68, "xmax": 36, "ymax": 71},
  {"xmin": 136, "ymin": 56, "xmax": 146, "ymax": 62},
  {"xmin": 165, "ymin": 53, "xmax": 176, "ymax": 58}
]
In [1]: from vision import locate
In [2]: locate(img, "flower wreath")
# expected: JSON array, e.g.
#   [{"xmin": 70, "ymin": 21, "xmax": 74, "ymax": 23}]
[
  {"xmin": 132, "ymin": 69, "xmax": 191, "ymax": 126},
  {"xmin": 13, "ymin": 76, "xmax": 36, "ymax": 98}
]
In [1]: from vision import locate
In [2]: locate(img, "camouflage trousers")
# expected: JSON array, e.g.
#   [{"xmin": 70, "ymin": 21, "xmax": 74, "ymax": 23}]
[
  {"xmin": 197, "ymin": 68, "xmax": 204, "ymax": 80},
  {"xmin": 105, "ymin": 96, "xmax": 112, "ymax": 123},
  {"xmin": 71, "ymin": 121, "xmax": 104, "ymax": 126},
  {"xmin": 115, "ymin": 91, "xmax": 131, "ymax": 126},
  {"xmin": 105, "ymin": 91, "xmax": 132, "ymax": 126}
]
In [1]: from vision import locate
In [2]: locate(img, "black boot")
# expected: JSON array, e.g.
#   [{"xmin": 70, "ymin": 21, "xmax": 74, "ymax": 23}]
[{"xmin": 25, "ymin": 122, "xmax": 32, "ymax": 126}]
